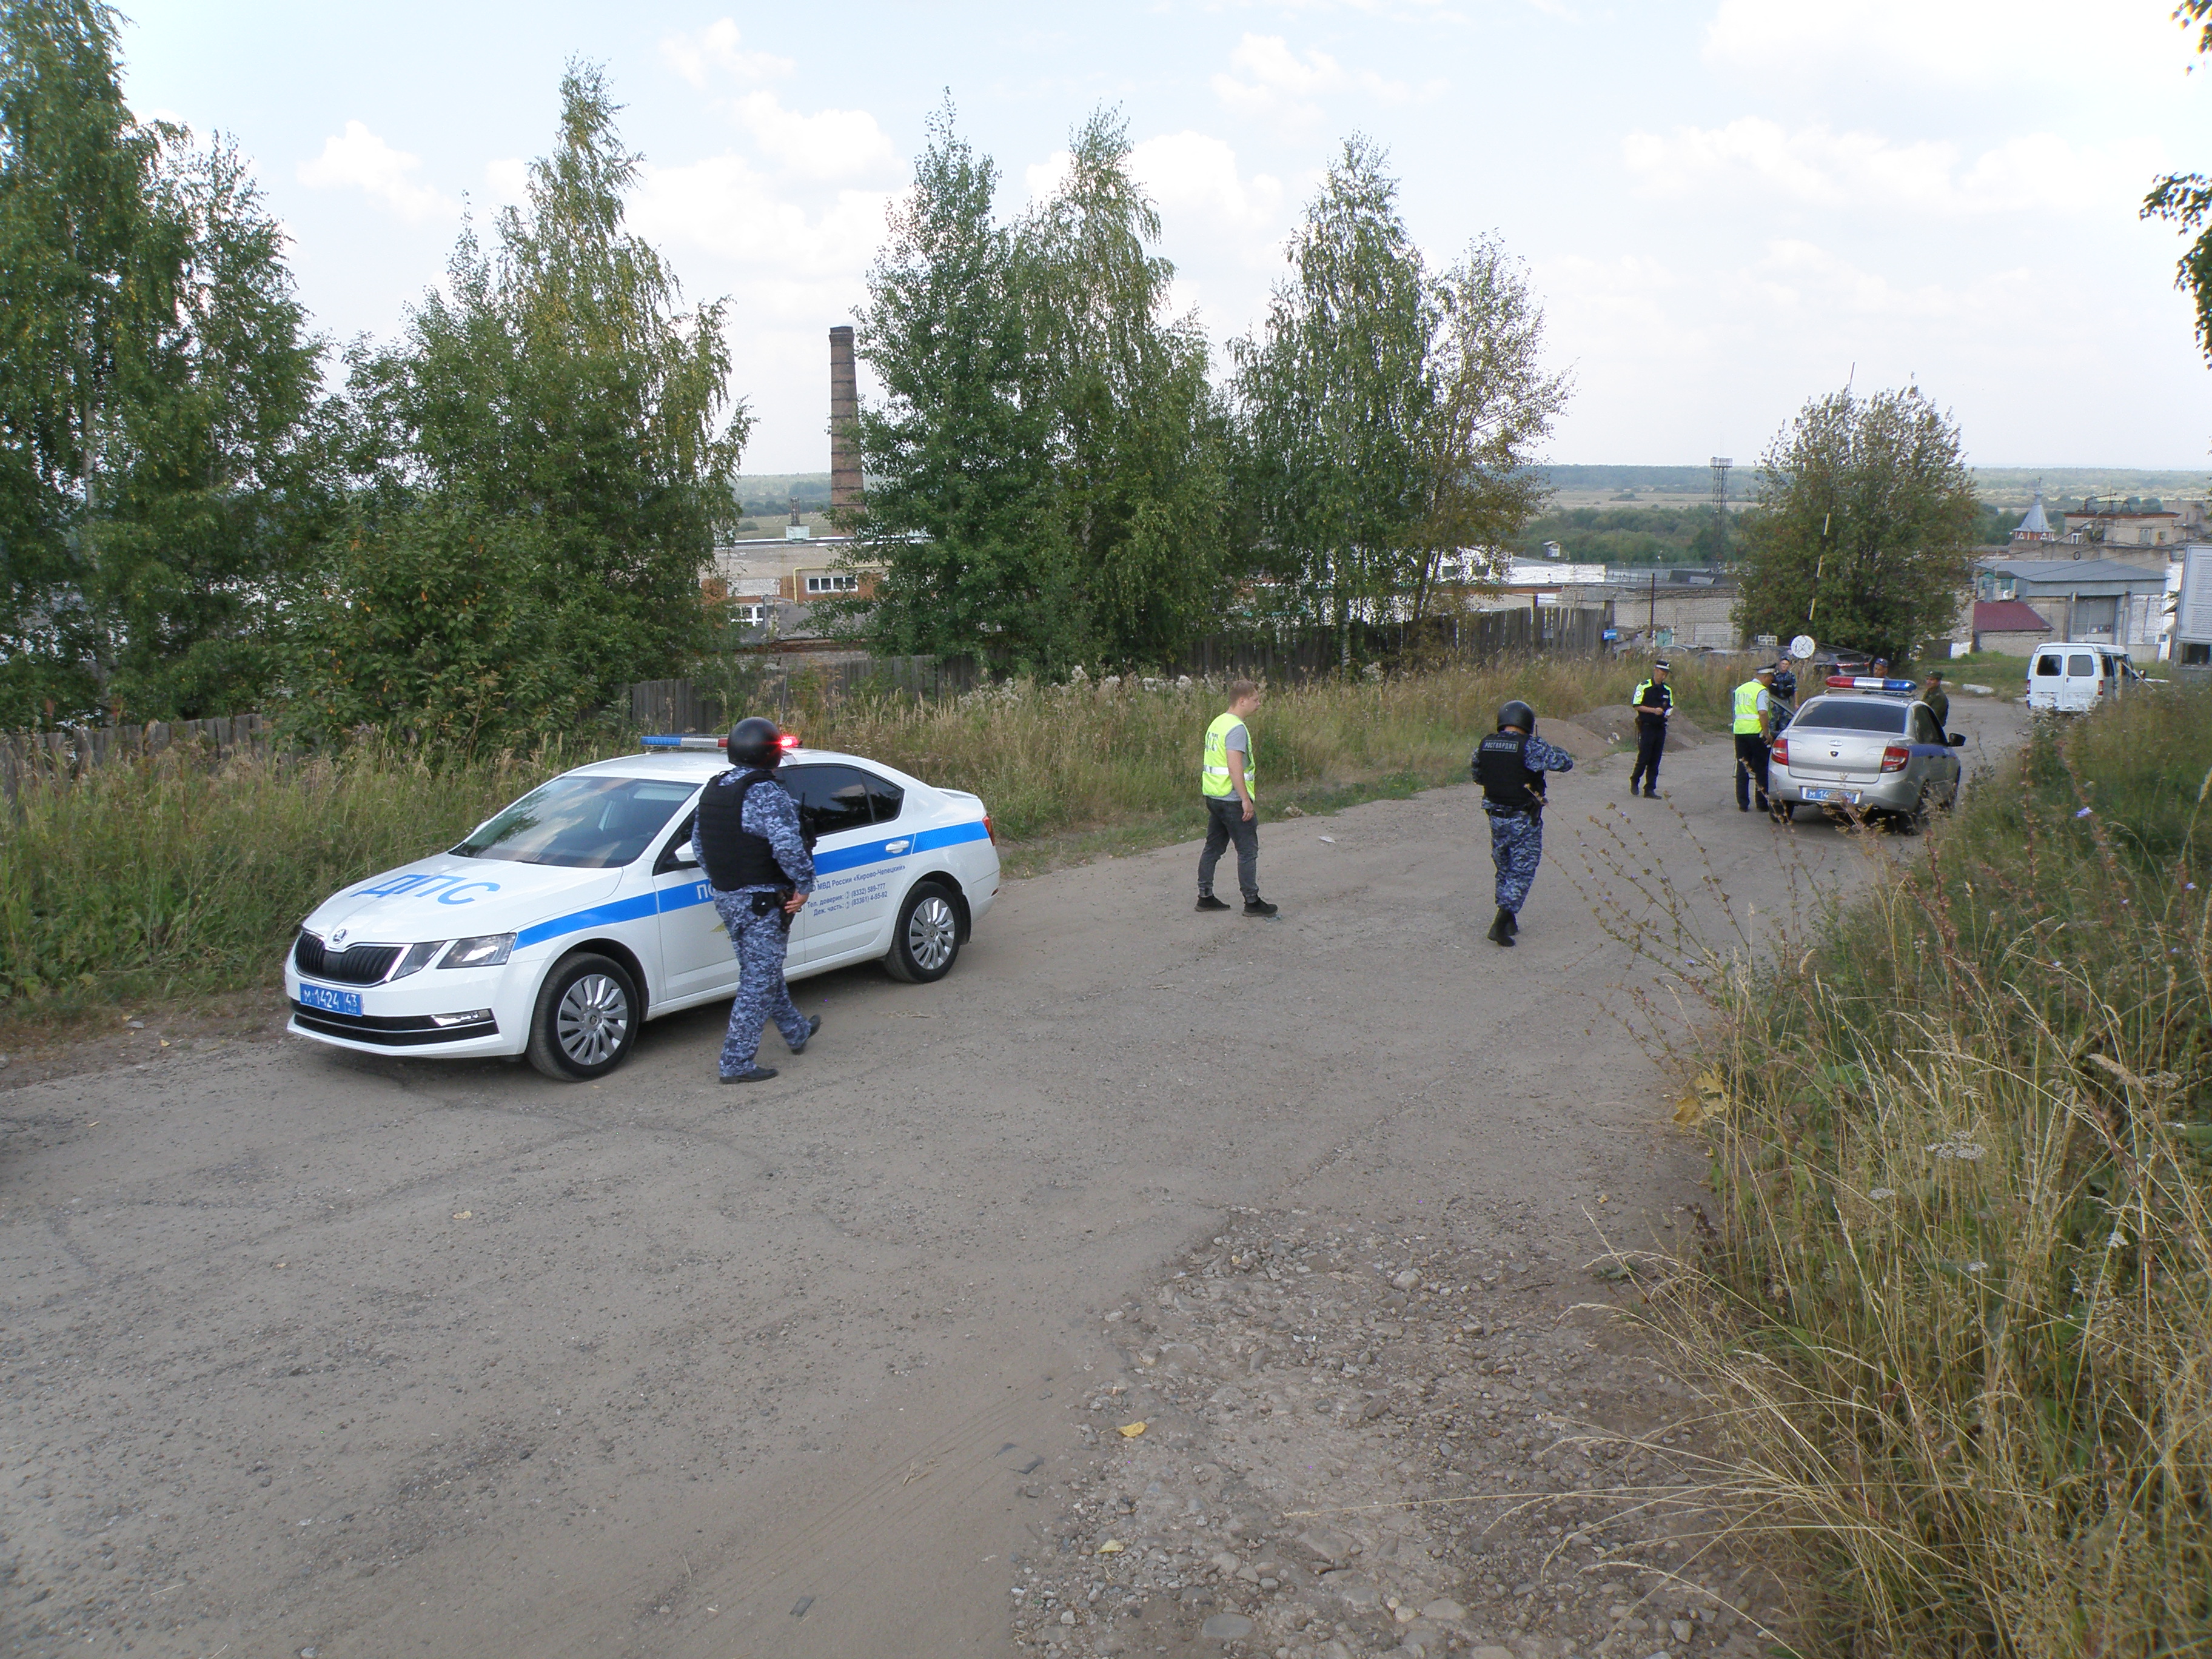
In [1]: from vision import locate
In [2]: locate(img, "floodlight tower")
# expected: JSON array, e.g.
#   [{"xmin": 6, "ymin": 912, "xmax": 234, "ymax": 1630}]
[{"xmin": 1710, "ymin": 456, "xmax": 1733, "ymax": 563}]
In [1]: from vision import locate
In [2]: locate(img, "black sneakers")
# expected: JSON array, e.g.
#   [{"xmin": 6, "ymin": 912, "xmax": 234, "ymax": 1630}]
[
  {"xmin": 786, "ymin": 1014, "xmax": 822, "ymax": 1054},
  {"xmin": 721, "ymin": 1064, "xmax": 777, "ymax": 1084},
  {"xmin": 1243, "ymin": 897, "xmax": 1279, "ymax": 917},
  {"xmin": 1195, "ymin": 894, "xmax": 1232, "ymax": 912}
]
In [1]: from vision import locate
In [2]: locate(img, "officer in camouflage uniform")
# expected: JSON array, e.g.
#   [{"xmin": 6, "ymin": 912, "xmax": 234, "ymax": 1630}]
[
  {"xmin": 1472, "ymin": 699, "xmax": 1575, "ymax": 947},
  {"xmin": 691, "ymin": 717, "xmax": 820, "ymax": 1083}
]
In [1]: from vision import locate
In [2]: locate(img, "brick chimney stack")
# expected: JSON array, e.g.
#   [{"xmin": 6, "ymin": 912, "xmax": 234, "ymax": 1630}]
[{"xmin": 828, "ymin": 325, "xmax": 860, "ymax": 511}]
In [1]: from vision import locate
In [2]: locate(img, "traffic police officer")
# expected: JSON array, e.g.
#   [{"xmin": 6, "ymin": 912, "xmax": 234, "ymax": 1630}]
[
  {"xmin": 1732, "ymin": 665, "xmax": 1777, "ymax": 813},
  {"xmin": 1627, "ymin": 659, "xmax": 1672, "ymax": 798},
  {"xmin": 1473, "ymin": 699, "xmax": 1575, "ymax": 947},
  {"xmin": 691, "ymin": 716, "xmax": 820, "ymax": 1083},
  {"xmin": 1196, "ymin": 679, "xmax": 1276, "ymax": 917}
]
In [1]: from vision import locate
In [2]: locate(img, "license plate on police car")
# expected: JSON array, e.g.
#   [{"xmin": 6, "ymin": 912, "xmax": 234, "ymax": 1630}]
[
  {"xmin": 298, "ymin": 982, "xmax": 362, "ymax": 1016},
  {"xmin": 1800, "ymin": 787, "xmax": 1862, "ymax": 805}
]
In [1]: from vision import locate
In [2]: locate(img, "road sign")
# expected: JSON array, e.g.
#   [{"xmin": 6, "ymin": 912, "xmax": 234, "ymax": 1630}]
[{"xmin": 1789, "ymin": 634, "xmax": 1816, "ymax": 660}]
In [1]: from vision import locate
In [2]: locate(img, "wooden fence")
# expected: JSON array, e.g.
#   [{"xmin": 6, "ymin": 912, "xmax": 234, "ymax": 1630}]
[
  {"xmin": 2, "ymin": 713, "xmax": 278, "ymax": 802},
  {"xmin": 2, "ymin": 606, "xmax": 1611, "ymax": 783}
]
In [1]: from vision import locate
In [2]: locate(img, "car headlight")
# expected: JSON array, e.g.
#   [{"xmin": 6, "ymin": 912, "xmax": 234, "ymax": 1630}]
[
  {"xmin": 389, "ymin": 941, "xmax": 447, "ymax": 980},
  {"xmin": 439, "ymin": 933, "xmax": 515, "ymax": 970}
]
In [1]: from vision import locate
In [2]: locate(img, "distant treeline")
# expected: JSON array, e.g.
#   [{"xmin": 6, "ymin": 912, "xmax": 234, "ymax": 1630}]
[{"xmin": 1514, "ymin": 501, "xmax": 2025, "ymax": 565}]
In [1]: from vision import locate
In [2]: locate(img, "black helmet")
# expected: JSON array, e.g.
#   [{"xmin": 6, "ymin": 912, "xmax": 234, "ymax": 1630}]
[
  {"xmin": 1496, "ymin": 700, "xmax": 1536, "ymax": 733},
  {"xmin": 727, "ymin": 716, "xmax": 785, "ymax": 768}
]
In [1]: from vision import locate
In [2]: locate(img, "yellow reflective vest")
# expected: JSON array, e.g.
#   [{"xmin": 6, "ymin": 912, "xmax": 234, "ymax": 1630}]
[
  {"xmin": 1202, "ymin": 711, "xmax": 1253, "ymax": 799},
  {"xmin": 1732, "ymin": 680, "xmax": 1768, "ymax": 736}
]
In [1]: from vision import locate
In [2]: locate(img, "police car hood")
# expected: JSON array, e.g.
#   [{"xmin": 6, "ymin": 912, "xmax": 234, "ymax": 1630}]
[{"xmin": 302, "ymin": 853, "xmax": 623, "ymax": 945}]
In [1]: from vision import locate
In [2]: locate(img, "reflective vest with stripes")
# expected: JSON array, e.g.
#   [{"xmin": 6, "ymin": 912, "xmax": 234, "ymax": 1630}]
[
  {"xmin": 1202, "ymin": 711, "xmax": 1253, "ymax": 799},
  {"xmin": 1732, "ymin": 681, "xmax": 1768, "ymax": 735}
]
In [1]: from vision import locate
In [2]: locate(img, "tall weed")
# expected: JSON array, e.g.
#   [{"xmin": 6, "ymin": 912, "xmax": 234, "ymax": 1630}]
[{"xmin": 1658, "ymin": 690, "xmax": 2212, "ymax": 1654}]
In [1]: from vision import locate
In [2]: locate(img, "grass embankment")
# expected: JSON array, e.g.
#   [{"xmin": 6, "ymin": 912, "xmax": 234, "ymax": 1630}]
[
  {"xmin": 0, "ymin": 655, "xmax": 1738, "ymax": 1019},
  {"xmin": 1669, "ymin": 691, "xmax": 2212, "ymax": 1652}
]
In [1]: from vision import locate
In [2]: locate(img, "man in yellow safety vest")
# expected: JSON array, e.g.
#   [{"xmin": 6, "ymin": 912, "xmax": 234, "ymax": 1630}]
[
  {"xmin": 1196, "ymin": 679, "xmax": 1276, "ymax": 917},
  {"xmin": 1732, "ymin": 663, "xmax": 1777, "ymax": 813}
]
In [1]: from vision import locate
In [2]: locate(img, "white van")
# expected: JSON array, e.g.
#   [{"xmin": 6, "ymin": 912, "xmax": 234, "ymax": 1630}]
[{"xmin": 2026, "ymin": 642, "xmax": 2134, "ymax": 713}]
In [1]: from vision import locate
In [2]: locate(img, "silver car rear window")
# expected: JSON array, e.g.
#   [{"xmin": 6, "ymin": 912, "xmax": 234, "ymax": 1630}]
[{"xmin": 1792, "ymin": 698, "xmax": 1907, "ymax": 734}]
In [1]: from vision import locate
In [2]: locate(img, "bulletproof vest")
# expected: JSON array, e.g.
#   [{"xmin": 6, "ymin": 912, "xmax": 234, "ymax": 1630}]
[
  {"xmin": 1474, "ymin": 732, "xmax": 1544, "ymax": 810},
  {"xmin": 695, "ymin": 769, "xmax": 786, "ymax": 890}
]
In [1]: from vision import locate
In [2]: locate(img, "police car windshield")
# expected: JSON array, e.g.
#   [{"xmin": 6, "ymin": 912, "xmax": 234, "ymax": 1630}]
[
  {"xmin": 452, "ymin": 777, "xmax": 697, "ymax": 868},
  {"xmin": 1791, "ymin": 698, "xmax": 1908, "ymax": 734}
]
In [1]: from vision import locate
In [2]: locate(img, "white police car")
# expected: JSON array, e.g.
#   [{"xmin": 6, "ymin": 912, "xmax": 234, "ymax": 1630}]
[{"xmin": 284, "ymin": 737, "xmax": 1000, "ymax": 1080}]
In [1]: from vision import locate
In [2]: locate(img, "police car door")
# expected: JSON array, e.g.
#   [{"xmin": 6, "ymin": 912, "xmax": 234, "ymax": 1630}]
[
  {"xmin": 785, "ymin": 764, "xmax": 908, "ymax": 966},
  {"xmin": 649, "ymin": 797, "xmax": 742, "ymax": 1004}
]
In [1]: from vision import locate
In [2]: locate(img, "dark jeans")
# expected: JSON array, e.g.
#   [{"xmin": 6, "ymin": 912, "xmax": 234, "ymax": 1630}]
[
  {"xmin": 1198, "ymin": 796, "xmax": 1259, "ymax": 901},
  {"xmin": 1734, "ymin": 734, "xmax": 1771, "ymax": 808},
  {"xmin": 1629, "ymin": 720, "xmax": 1666, "ymax": 790}
]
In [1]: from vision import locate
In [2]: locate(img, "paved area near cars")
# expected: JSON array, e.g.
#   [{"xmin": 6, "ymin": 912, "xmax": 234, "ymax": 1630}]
[{"xmin": 0, "ymin": 697, "xmax": 2026, "ymax": 1658}]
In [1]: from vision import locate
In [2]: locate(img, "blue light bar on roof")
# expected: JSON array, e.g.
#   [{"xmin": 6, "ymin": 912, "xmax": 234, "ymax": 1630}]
[
  {"xmin": 1824, "ymin": 676, "xmax": 1919, "ymax": 692},
  {"xmin": 639, "ymin": 734, "xmax": 728, "ymax": 750}
]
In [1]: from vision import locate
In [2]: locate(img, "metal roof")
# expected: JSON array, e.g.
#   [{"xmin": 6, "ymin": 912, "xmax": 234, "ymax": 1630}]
[
  {"xmin": 1980, "ymin": 557, "xmax": 2169, "ymax": 586},
  {"xmin": 1972, "ymin": 598, "xmax": 2053, "ymax": 632}
]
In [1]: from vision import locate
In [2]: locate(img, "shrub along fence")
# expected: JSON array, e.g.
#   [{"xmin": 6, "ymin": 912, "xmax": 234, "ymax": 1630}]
[
  {"xmin": 638, "ymin": 605, "xmax": 1612, "ymax": 732},
  {"xmin": 1, "ymin": 606, "xmax": 1610, "ymax": 791}
]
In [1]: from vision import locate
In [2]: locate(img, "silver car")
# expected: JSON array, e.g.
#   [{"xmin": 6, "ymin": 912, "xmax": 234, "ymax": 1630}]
[{"xmin": 1768, "ymin": 691, "xmax": 1964, "ymax": 826}]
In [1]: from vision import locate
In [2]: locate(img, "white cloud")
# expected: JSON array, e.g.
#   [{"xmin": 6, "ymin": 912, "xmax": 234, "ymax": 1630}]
[
  {"xmin": 483, "ymin": 157, "xmax": 529, "ymax": 209},
  {"xmin": 629, "ymin": 153, "xmax": 893, "ymax": 295},
  {"xmin": 661, "ymin": 18, "xmax": 795, "ymax": 89},
  {"xmin": 1208, "ymin": 32, "xmax": 1425, "ymax": 124},
  {"xmin": 1130, "ymin": 132, "xmax": 1287, "ymax": 234},
  {"xmin": 1704, "ymin": 0, "xmax": 2189, "ymax": 87},
  {"xmin": 297, "ymin": 121, "xmax": 458, "ymax": 223},
  {"xmin": 1623, "ymin": 118, "xmax": 2165, "ymax": 216},
  {"xmin": 728, "ymin": 90, "xmax": 899, "ymax": 184}
]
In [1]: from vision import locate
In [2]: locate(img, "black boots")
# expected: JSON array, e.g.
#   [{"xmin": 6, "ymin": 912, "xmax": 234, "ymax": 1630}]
[{"xmin": 1487, "ymin": 908, "xmax": 1515, "ymax": 947}]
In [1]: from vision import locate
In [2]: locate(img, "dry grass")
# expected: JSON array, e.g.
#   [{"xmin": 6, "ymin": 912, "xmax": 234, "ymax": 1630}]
[
  {"xmin": 1, "ymin": 654, "xmax": 1723, "ymax": 1010},
  {"xmin": 1637, "ymin": 692, "xmax": 2212, "ymax": 1654}
]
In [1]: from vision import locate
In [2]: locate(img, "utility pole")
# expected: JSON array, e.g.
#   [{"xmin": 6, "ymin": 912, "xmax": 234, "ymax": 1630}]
[{"xmin": 1709, "ymin": 456, "xmax": 1732, "ymax": 564}]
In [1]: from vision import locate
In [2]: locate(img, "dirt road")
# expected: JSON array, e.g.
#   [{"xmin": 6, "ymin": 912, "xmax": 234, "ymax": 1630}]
[{"xmin": 1, "ymin": 697, "xmax": 2026, "ymax": 1659}]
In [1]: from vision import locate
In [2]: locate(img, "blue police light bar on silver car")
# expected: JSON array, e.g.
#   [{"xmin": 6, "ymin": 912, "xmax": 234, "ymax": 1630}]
[{"xmin": 1825, "ymin": 676, "xmax": 1919, "ymax": 692}]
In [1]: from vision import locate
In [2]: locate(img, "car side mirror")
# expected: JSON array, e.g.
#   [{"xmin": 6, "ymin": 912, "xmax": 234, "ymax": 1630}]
[
  {"xmin": 671, "ymin": 842, "xmax": 700, "ymax": 866},
  {"xmin": 1948, "ymin": 733, "xmax": 1966, "ymax": 746}
]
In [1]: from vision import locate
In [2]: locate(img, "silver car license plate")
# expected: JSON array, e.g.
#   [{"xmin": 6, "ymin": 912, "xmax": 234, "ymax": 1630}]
[
  {"xmin": 298, "ymin": 982, "xmax": 363, "ymax": 1016},
  {"xmin": 1800, "ymin": 787, "xmax": 1862, "ymax": 804}
]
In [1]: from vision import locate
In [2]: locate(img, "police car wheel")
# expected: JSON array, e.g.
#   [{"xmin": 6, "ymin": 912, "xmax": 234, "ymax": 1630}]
[
  {"xmin": 883, "ymin": 881, "xmax": 961, "ymax": 984},
  {"xmin": 526, "ymin": 952, "xmax": 640, "ymax": 1081}
]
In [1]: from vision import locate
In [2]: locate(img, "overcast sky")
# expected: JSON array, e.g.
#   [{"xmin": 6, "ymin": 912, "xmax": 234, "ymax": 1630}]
[{"xmin": 122, "ymin": 0, "xmax": 2212, "ymax": 475}]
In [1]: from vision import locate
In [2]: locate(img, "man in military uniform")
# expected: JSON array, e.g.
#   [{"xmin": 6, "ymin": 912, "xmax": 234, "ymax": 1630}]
[
  {"xmin": 1627, "ymin": 659, "xmax": 1672, "ymax": 798},
  {"xmin": 1732, "ymin": 664, "xmax": 1777, "ymax": 813},
  {"xmin": 1921, "ymin": 671, "xmax": 1949, "ymax": 732},
  {"xmin": 691, "ymin": 716, "xmax": 820, "ymax": 1084},
  {"xmin": 1473, "ymin": 699, "xmax": 1575, "ymax": 947}
]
